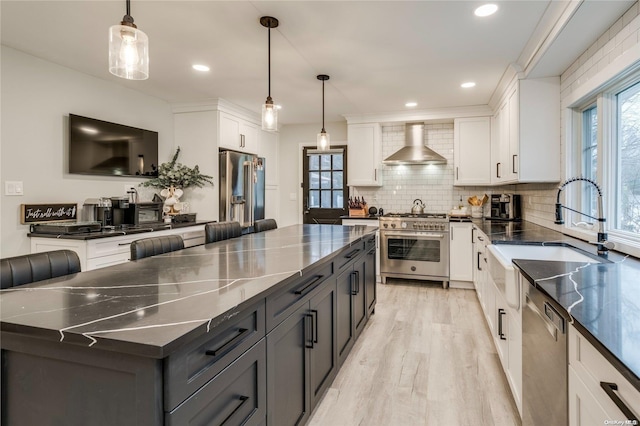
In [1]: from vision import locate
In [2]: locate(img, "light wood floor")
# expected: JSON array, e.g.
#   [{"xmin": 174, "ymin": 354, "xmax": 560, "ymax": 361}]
[{"xmin": 308, "ymin": 279, "xmax": 521, "ymax": 426}]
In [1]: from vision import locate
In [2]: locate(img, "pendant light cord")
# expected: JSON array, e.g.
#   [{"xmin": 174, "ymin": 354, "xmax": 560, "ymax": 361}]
[
  {"xmin": 267, "ymin": 27, "xmax": 271, "ymax": 98},
  {"xmin": 322, "ymin": 79, "xmax": 325, "ymax": 132}
]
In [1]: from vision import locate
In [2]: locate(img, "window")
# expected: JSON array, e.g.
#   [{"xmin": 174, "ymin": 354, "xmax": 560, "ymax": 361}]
[
  {"xmin": 581, "ymin": 105, "xmax": 598, "ymax": 219},
  {"xmin": 615, "ymin": 81, "xmax": 640, "ymax": 234},
  {"xmin": 573, "ymin": 73, "xmax": 640, "ymax": 247},
  {"xmin": 306, "ymin": 151, "xmax": 344, "ymax": 209}
]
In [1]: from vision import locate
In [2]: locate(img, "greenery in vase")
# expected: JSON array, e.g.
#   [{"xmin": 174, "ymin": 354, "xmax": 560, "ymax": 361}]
[{"xmin": 140, "ymin": 147, "xmax": 214, "ymax": 190}]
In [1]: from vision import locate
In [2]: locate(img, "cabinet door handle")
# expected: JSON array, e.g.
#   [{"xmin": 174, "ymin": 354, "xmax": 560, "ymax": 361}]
[
  {"xmin": 498, "ymin": 309, "xmax": 506, "ymax": 340},
  {"xmin": 512, "ymin": 154, "xmax": 518, "ymax": 174},
  {"xmin": 220, "ymin": 395, "xmax": 250, "ymax": 426},
  {"xmin": 355, "ymin": 270, "xmax": 360, "ymax": 294},
  {"xmin": 496, "ymin": 162, "xmax": 501, "ymax": 179},
  {"xmin": 351, "ymin": 271, "xmax": 357, "ymax": 295},
  {"xmin": 477, "ymin": 252, "xmax": 482, "ymax": 271},
  {"xmin": 205, "ymin": 328, "xmax": 249, "ymax": 357},
  {"xmin": 456, "ymin": 166, "xmax": 459, "ymax": 181},
  {"xmin": 294, "ymin": 274, "xmax": 324, "ymax": 296},
  {"xmin": 600, "ymin": 382, "xmax": 639, "ymax": 422},
  {"xmin": 305, "ymin": 313, "xmax": 314, "ymax": 348},
  {"xmin": 374, "ymin": 168, "xmax": 377, "ymax": 181},
  {"xmin": 311, "ymin": 309, "xmax": 319, "ymax": 344}
]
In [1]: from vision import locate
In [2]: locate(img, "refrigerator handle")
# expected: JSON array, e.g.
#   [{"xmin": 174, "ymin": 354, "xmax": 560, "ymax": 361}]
[{"xmin": 244, "ymin": 161, "xmax": 254, "ymax": 227}]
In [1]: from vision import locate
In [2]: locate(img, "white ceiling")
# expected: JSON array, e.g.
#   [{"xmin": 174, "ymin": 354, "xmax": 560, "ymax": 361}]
[{"xmin": 0, "ymin": 1, "xmax": 635, "ymax": 125}]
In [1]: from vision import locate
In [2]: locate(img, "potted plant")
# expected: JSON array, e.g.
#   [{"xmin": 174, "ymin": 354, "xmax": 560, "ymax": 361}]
[{"xmin": 140, "ymin": 147, "xmax": 213, "ymax": 215}]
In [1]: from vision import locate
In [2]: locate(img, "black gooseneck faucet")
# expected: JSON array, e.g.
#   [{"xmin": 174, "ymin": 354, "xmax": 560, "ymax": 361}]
[{"xmin": 555, "ymin": 177, "xmax": 614, "ymax": 257}]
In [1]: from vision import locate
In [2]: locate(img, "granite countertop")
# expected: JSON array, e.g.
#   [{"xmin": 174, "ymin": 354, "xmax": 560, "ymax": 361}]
[
  {"xmin": 2, "ymin": 224, "xmax": 377, "ymax": 358},
  {"xmin": 27, "ymin": 220, "xmax": 216, "ymax": 240},
  {"xmin": 340, "ymin": 215, "xmax": 381, "ymax": 220},
  {"xmin": 473, "ymin": 218, "xmax": 640, "ymax": 391}
]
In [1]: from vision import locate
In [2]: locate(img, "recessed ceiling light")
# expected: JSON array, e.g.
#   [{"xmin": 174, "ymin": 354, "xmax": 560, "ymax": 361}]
[
  {"xmin": 461, "ymin": 82, "xmax": 476, "ymax": 88},
  {"xmin": 474, "ymin": 4, "xmax": 498, "ymax": 17},
  {"xmin": 192, "ymin": 64, "xmax": 210, "ymax": 72},
  {"xmin": 405, "ymin": 102, "xmax": 418, "ymax": 107}
]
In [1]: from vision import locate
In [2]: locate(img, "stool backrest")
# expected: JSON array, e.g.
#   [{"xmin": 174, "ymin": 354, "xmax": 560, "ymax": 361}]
[
  {"xmin": 130, "ymin": 235, "xmax": 185, "ymax": 261},
  {"xmin": 205, "ymin": 222, "xmax": 242, "ymax": 244},
  {"xmin": 1, "ymin": 250, "xmax": 81, "ymax": 289},
  {"xmin": 254, "ymin": 219, "xmax": 278, "ymax": 233}
]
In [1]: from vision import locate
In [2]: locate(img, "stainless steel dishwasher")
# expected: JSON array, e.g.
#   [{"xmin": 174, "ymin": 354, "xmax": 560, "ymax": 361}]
[{"xmin": 522, "ymin": 276, "xmax": 568, "ymax": 426}]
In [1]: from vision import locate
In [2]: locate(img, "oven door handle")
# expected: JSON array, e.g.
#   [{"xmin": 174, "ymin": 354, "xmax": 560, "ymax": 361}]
[{"xmin": 382, "ymin": 232, "xmax": 445, "ymax": 239}]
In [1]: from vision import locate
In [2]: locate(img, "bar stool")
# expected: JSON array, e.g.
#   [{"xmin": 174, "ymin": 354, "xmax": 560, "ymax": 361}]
[
  {"xmin": 254, "ymin": 219, "xmax": 278, "ymax": 233},
  {"xmin": 130, "ymin": 235, "xmax": 185, "ymax": 261},
  {"xmin": 1, "ymin": 250, "xmax": 81, "ymax": 289},
  {"xmin": 204, "ymin": 222, "xmax": 242, "ymax": 244}
]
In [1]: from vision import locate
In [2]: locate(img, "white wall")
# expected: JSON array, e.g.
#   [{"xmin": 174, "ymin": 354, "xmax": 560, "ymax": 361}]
[
  {"xmin": 0, "ymin": 47, "xmax": 174, "ymax": 258},
  {"xmin": 277, "ymin": 122, "xmax": 347, "ymax": 226}
]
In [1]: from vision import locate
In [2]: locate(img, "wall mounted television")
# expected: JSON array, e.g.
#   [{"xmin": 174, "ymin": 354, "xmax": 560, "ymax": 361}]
[{"xmin": 68, "ymin": 114, "xmax": 159, "ymax": 178}]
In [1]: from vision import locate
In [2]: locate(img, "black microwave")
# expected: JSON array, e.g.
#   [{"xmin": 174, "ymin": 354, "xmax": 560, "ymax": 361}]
[{"xmin": 124, "ymin": 202, "xmax": 164, "ymax": 225}]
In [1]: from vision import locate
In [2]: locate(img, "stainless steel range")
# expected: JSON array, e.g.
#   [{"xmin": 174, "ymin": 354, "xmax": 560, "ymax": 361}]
[{"xmin": 379, "ymin": 212, "xmax": 450, "ymax": 288}]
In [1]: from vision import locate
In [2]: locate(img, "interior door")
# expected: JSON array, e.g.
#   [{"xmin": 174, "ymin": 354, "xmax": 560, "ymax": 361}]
[{"xmin": 302, "ymin": 146, "xmax": 348, "ymax": 224}]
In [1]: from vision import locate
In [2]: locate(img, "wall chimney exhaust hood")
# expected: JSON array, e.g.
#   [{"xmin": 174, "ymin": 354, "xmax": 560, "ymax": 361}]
[{"xmin": 383, "ymin": 122, "xmax": 447, "ymax": 165}]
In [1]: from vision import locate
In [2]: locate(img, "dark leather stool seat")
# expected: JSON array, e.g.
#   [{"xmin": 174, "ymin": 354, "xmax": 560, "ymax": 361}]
[
  {"xmin": 254, "ymin": 219, "xmax": 278, "ymax": 233},
  {"xmin": 205, "ymin": 222, "xmax": 242, "ymax": 244},
  {"xmin": 1, "ymin": 250, "xmax": 81, "ymax": 289},
  {"xmin": 130, "ymin": 235, "xmax": 185, "ymax": 261}
]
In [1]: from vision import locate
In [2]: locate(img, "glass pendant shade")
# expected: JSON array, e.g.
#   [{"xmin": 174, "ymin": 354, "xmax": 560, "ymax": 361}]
[
  {"xmin": 262, "ymin": 101, "xmax": 278, "ymax": 131},
  {"xmin": 317, "ymin": 130, "xmax": 330, "ymax": 151},
  {"xmin": 109, "ymin": 24, "xmax": 149, "ymax": 80}
]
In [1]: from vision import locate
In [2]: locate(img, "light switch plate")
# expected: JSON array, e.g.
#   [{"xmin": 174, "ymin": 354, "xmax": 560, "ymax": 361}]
[{"xmin": 5, "ymin": 181, "xmax": 24, "ymax": 196}]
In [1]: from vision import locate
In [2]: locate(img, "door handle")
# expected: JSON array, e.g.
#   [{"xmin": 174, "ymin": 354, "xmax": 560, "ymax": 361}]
[
  {"xmin": 305, "ymin": 313, "xmax": 314, "ymax": 349},
  {"xmin": 477, "ymin": 252, "xmax": 482, "ymax": 271},
  {"xmin": 311, "ymin": 309, "xmax": 318, "ymax": 344},
  {"xmin": 498, "ymin": 308, "xmax": 506, "ymax": 340},
  {"xmin": 512, "ymin": 154, "xmax": 518, "ymax": 174},
  {"xmin": 496, "ymin": 162, "xmax": 501, "ymax": 179}
]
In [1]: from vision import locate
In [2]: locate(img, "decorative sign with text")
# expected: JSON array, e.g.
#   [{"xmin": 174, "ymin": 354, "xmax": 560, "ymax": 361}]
[{"xmin": 20, "ymin": 204, "xmax": 78, "ymax": 224}]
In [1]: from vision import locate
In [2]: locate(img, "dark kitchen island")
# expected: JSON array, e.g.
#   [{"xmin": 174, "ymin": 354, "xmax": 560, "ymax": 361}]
[{"xmin": 1, "ymin": 224, "xmax": 377, "ymax": 426}]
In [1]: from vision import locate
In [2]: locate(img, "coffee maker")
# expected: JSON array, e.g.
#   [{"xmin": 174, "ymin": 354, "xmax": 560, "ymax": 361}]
[
  {"xmin": 489, "ymin": 193, "xmax": 522, "ymax": 221},
  {"xmin": 110, "ymin": 197, "xmax": 131, "ymax": 226},
  {"xmin": 83, "ymin": 198, "xmax": 112, "ymax": 226}
]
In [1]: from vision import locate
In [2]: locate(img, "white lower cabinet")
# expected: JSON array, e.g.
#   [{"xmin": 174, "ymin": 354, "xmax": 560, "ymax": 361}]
[
  {"xmin": 450, "ymin": 222, "xmax": 473, "ymax": 283},
  {"xmin": 30, "ymin": 225, "xmax": 206, "ymax": 271},
  {"xmin": 473, "ymin": 225, "xmax": 521, "ymax": 415},
  {"xmin": 569, "ymin": 326, "xmax": 640, "ymax": 426}
]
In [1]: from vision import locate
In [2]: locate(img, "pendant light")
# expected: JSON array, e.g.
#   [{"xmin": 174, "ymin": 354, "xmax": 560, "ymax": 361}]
[
  {"xmin": 109, "ymin": 0, "xmax": 149, "ymax": 80},
  {"xmin": 317, "ymin": 74, "xmax": 330, "ymax": 151},
  {"xmin": 260, "ymin": 16, "xmax": 279, "ymax": 131}
]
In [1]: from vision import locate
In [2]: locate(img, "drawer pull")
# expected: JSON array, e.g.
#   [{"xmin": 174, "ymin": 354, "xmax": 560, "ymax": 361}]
[
  {"xmin": 118, "ymin": 242, "xmax": 132, "ymax": 246},
  {"xmin": 220, "ymin": 395, "xmax": 249, "ymax": 426},
  {"xmin": 205, "ymin": 328, "xmax": 249, "ymax": 357},
  {"xmin": 600, "ymin": 382, "xmax": 639, "ymax": 422},
  {"xmin": 293, "ymin": 275, "xmax": 324, "ymax": 296},
  {"xmin": 344, "ymin": 249, "xmax": 360, "ymax": 260}
]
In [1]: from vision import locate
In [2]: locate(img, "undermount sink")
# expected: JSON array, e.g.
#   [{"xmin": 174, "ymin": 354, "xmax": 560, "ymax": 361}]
[{"xmin": 490, "ymin": 244, "xmax": 601, "ymax": 265}]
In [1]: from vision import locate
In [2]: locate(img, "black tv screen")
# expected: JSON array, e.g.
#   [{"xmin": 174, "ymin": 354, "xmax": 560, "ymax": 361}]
[{"xmin": 69, "ymin": 114, "xmax": 159, "ymax": 178}]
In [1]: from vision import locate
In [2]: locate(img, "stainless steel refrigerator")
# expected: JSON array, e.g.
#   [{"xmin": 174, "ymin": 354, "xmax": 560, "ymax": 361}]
[{"xmin": 219, "ymin": 150, "xmax": 265, "ymax": 228}]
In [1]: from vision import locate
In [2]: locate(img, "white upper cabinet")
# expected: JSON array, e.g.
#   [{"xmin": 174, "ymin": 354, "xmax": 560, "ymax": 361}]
[
  {"xmin": 492, "ymin": 77, "xmax": 560, "ymax": 184},
  {"xmin": 219, "ymin": 111, "xmax": 259, "ymax": 154},
  {"xmin": 453, "ymin": 117, "xmax": 492, "ymax": 186},
  {"xmin": 347, "ymin": 123, "xmax": 382, "ymax": 187}
]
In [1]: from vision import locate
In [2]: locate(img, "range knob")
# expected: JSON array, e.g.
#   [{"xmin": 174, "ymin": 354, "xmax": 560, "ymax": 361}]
[
  {"xmin": 383, "ymin": 223, "xmax": 388, "ymax": 228},
  {"xmin": 391, "ymin": 223, "xmax": 396, "ymax": 228}
]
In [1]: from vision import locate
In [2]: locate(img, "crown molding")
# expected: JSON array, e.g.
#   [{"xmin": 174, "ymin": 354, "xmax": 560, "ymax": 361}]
[
  {"xmin": 342, "ymin": 105, "xmax": 492, "ymax": 125},
  {"xmin": 170, "ymin": 98, "xmax": 261, "ymax": 125}
]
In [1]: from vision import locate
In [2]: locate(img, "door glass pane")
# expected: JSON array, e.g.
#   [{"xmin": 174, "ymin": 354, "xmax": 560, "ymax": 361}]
[
  {"xmin": 320, "ymin": 190, "xmax": 332, "ymax": 208},
  {"xmin": 333, "ymin": 154, "xmax": 343, "ymax": 170},
  {"xmin": 333, "ymin": 190, "xmax": 343, "ymax": 208},
  {"xmin": 309, "ymin": 155, "xmax": 319, "ymax": 171},
  {"xmin": 309, "ymin": 171, "xmax": 320, "ymax": 189},
  {"xmin": 615, "ymin": 81, "xmax": 640, "ymax": 233},
  {"xmin": 320, "ymin": 172, "xmax": 331, "ymax": 189},
  {"xmin": 309, "ymin": 190, "xmax": 319, "ymax": 208},
  {"xmin": 333, "ymin": 171, "xmax": 343, "ymax": 189},
  {"xmin": 320, "ymin": 155, "xmax": 332, "ymax": 170}
]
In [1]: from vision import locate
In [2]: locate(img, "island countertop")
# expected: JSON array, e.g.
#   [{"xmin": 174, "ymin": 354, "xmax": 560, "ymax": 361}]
[{"xmin": 1, "ymin": 224, "xmax": 377, "ymax": 359}]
